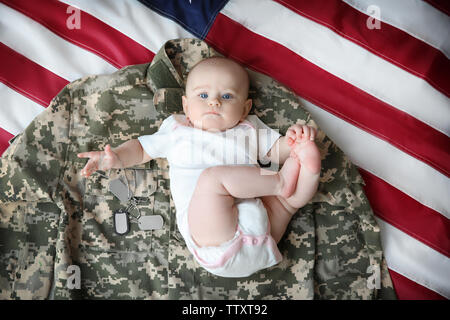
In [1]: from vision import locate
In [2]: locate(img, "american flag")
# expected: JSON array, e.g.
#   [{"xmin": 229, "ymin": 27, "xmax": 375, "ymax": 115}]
[{"xmin": 0, "ymin": 0, "xmax": 448, "ymax": 299}]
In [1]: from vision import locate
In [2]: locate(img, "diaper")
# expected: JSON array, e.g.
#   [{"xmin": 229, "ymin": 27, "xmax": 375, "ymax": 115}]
[{"xmin": 179, "ymin": 197, "xmax": 283, "ymax": 278}]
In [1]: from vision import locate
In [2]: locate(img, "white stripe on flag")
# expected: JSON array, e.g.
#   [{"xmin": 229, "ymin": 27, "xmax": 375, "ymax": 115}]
[
  {"xmin": 0, "ymin": 2, "xmax": 116, "ymax": 81},
  {"xmin": 222, "ymin": 0, "xmax": 450, "ymax": 136},
  {"xmin": 343, "ymin": 0, "xmax": 450, "ymax": 58},
  {"xmin": 0, "ymin": 83, "xmax": 45, "ymax": 136},
  {"xmin": 376, "ymin": 217, "xmax": 450, "ymax": 299},
  {"xmin": 60, "ymin": 0, "xmax": 194, "ymax": 53}
]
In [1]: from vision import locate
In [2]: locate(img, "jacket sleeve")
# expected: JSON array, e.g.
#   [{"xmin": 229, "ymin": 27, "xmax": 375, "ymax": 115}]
[
  {"xmin": 0, "ymin": 85, "xmax": 72, "ymax": 299},
  {"xmin": 0, "ymin": 86, "xmax": 71, "ymax": 203}
]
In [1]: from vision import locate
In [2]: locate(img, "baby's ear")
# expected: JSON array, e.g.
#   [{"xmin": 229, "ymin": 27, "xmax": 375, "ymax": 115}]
[
  {"xmin": 182, "ymin": 96, "xmax": 188, "ymax": 115},
  {"xmin": 241, "ymin": 98, "xmax": 252, "ymax": 119}
]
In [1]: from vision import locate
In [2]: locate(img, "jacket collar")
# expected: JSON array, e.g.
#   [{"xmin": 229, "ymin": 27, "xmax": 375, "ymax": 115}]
[
  {"xmin": 145, "ymin": 38, "xmax": 222, "ymax": 91},
  {"xmin": 145, "ymin": 40, "xmax": 184, "ymax": 91},
  {"xmin": 145, "ymin": 38, "xmax": 222, "ymax": 113}
]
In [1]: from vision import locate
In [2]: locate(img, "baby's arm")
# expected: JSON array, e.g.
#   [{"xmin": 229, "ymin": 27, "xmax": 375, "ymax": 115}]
[
  {"xmin": 112, "ymin": 139, "xmax": 152, "ymax": 167},
  {"xmin": 77, "ymin": 139, "xmax": 152, "ymax": 178}
]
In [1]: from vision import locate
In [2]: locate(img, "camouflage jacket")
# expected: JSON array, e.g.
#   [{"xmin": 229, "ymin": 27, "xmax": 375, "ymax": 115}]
[{"xmin": 0, "ymin": 39, "xmax": 396, "ymax": 299}]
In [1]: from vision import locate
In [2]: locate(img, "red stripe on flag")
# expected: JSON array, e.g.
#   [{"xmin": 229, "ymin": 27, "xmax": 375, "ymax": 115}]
[
  {"xmin": 206, "ymin": 14, "xmax": 450, "ymax": 177},
  {"xmin": 275, "ymin": 0, "xmax": 450, "ymax": 97},
  {"xmin": 360, "ymin": 169, "xmax": 450, "ymax": 258},
  {"xmin": 388, "ymin": 269, "xmax": 447, "ymax": 300},
  {"xmin": 0, "ymin": 0, "xmax": 154, "ymax": 69},
  {"xmin": 0, "ymin": 42, "xmax": 68, "ymax": 107},
  {"xmin": 0, "ymin": 127, "xmax": 14, "ymax": 157}
]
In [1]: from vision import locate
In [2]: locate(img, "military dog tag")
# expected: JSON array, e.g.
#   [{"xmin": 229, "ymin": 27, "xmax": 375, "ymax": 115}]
[
  {"xmin": 114, "ymin": 209, "xmax": 130, "ymax": 235},
  {"xmin": 137, "ymin": 215, "xmax": 164, "ymax": 231},
  {"xmin": 109, "ymin": 177, "xmax": 131, "ymax": 203}
]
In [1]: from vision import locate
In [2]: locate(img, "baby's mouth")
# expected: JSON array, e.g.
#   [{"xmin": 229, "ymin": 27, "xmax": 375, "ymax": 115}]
[{"xmin": 204, "ymin": 111, "xmax": 220, "ymax": 116}]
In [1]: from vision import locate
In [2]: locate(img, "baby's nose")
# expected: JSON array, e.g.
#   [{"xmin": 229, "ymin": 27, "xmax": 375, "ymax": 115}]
[{"xmin": 208, "ymin": 98, "xmax": 221, "ymax": 107}]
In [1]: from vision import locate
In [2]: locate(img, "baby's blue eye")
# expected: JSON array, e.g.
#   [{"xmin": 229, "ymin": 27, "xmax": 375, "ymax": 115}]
[
  {"xmin": 222, "ymin": 93, "xmax": 232, "ymax": 100},
  {"xmin": 199, "ymin": 93, "xmax": 208, "ymax": 99}
]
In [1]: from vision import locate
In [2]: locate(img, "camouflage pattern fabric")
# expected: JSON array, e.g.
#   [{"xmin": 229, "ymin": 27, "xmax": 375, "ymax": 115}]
[{"xmin": 0, "ymin": 38, "xmax": 396, "ymax": 299}]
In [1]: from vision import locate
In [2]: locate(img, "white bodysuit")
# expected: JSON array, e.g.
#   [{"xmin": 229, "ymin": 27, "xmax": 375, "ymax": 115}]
[{"xmin": 138, "ymin": 114, "xmax": 283, "ymax": 277}]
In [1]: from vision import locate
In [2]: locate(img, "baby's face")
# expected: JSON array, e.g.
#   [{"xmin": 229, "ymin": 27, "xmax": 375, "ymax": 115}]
[{"xmin": 182, "ymin": 58, "xmax": 252, "ymax": 132}]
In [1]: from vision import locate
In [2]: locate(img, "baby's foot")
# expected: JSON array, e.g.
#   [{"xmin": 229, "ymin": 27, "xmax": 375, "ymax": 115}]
[
  {"xmin": 290, "ymin": 140, "xmax": 321, "ymax": 174},
  {"xmin": 278, "ymin": 157, "xmax": 300, "ymax": 198},
  {"xmin": 286, "ymin": 124, "xmax": 321, "ymax": 174}
]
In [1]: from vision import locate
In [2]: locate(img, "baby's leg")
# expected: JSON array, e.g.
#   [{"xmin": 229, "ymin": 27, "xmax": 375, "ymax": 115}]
[
  {"xmin": 284, "ymin": 140, "xmax": 321, "ymax": 208},
  {"xmin": 262, "ymin": 138, "xmax": 321, "ymax": 243},
  {"xmin": 188, "ymin": 162, "xmax": 300, "ymax": 247}
]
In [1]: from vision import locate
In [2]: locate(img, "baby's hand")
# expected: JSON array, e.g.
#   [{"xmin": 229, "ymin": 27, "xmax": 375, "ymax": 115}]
[
  {"xmin": 286, "ymin": 124, "xmax": 316, "ymax": 147},
  {"xmin": 77, "ymin": 144, "xmax": 120, "ymax": 178}
]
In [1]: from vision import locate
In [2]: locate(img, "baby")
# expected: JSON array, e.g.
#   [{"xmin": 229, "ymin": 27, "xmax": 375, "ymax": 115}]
[{"xmin": 77, "ymin": 57, "xmax": 321, "ymax": 277}]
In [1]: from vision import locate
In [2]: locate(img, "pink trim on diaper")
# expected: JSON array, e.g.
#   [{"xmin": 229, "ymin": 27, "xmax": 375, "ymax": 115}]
[
  {"xmin": 193, "ymin": 235, "xmax": 244, "ymax": 269},
  {"xmin": 193, "ymin": 221, "xmax": 282, "ymax": 269}
]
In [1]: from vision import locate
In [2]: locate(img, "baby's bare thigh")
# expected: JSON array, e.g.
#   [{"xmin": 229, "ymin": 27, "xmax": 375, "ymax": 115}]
[{"xmin": 188, "ymin": 170, "xmax": 239, "ymax": 247}]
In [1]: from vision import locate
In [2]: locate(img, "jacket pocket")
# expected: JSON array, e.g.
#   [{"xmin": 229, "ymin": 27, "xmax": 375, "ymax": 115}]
[{"xmin": 81, "ymin": 167, "xmax": 158, "ymax": 252}]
